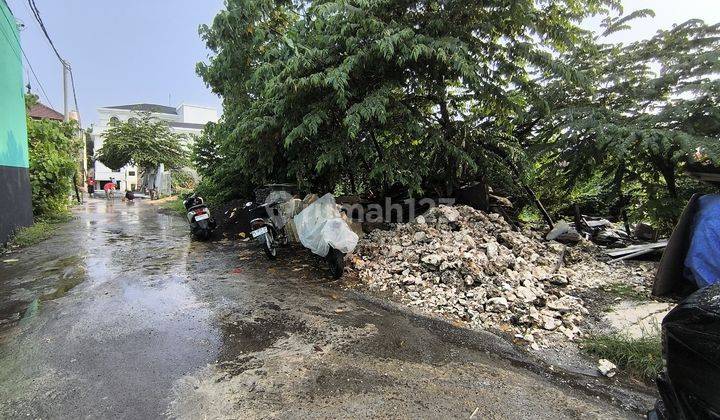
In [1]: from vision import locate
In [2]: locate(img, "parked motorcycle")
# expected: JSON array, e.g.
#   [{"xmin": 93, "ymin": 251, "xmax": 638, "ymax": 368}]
[
  {"xmin": 184, "ymin": 194, "xmax": 216, "ymax": 240},
  {"xmin": 245, "ymin": 198, "xmax": 348, "ymax": 278},
  {"xmin": 246, "ymin": 199, "xmax": 288, "ymax": 259}
]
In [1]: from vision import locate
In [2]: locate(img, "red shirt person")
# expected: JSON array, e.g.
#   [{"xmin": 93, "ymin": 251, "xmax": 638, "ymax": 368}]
[{"xmin": 103, "ymin": 182, "xmax": 117, "ymax": 199}]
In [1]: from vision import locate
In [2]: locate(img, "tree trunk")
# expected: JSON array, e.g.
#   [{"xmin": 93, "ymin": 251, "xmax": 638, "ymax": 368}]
[
  {"xmin": 662, "ymin": 168, "xmax": 678, "ymax": 200},
  {"xmin": 438, "ymin": 97, "xmax": 456, "ymax": 196},
  {"xmin": 348, "ymin": 168, "xmax": 357, "ymax": 195}
]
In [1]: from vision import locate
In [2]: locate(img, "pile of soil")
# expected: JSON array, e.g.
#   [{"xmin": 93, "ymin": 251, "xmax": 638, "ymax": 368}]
[{"xmin": 211, "ymin": 199, "xmax": 254, "ymax": 240}]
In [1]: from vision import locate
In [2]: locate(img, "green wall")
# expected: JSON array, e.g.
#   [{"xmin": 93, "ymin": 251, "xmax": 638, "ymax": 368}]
[{"xmin": 0, "ymin": 0, "xmax": 29, "ymax": 169}]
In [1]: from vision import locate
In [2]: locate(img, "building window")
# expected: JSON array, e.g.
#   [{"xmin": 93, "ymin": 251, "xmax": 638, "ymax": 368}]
[
  {"xmin": 128, "ymin": 171, "xmax": 136, "ymax": 176},
  {"xmin": 109, "ymin": 116, "xmax": 119, "ymax": 124}
]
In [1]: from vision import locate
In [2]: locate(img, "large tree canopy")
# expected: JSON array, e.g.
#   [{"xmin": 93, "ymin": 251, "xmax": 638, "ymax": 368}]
[
  {"xmin": 196, "ymin": 0, "xmax": 719, "ymax": 230},
  {"xmin": 196, "ymin": 0, "xmax": 617, "ymax": 202},
  {"xmin": 96, "ymin": 113, "xmax": 189, "ymax": 172},
  {"xmin": 527, "ymin": 16, "xmax": 720, "ymax": 230}
]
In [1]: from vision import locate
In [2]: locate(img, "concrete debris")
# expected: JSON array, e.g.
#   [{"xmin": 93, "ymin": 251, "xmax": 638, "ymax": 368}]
[
  {"xmin": 352, "ymin": 205, "xmax": 655, "ymax": 348},
  {"xmin": 598, "ymin": 359, "xmax": 618, "ymax": 378}
]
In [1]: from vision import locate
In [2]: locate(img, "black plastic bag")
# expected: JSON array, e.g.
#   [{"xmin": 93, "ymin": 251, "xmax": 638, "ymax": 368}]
[{"xmin": 653, "ymin": 283, "xmax": 720, "ymax": 419}]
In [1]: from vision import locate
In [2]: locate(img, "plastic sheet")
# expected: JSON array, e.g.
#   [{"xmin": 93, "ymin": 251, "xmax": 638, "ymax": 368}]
[
  {"xmin": 293, "ymin": 193, "xmax": 358, "ymax": 256},
  {"xmin": 684, "ymin": 194, "xmax": 720, "ymax": 288}
]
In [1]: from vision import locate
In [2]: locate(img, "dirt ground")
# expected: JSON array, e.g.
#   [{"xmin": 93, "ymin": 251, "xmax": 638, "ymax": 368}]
[{"xmin": 0, "ymin": 198, "xmax": 654, "ymax": 418}]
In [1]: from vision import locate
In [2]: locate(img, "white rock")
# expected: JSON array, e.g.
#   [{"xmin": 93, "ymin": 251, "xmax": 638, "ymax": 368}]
[
  {"xmin": 440, "ymin": 206, "xmax": 460, "ymax": 223},
  {"xmin": 421, "ymin": 254, "xmax": 443, "ymax": 266},
  {"xmin": 542, "ymin": 316, "xmax": 561, "ymax": 331},
  {"xmin": 598, "ymin": 359, "xmax": 617, "ymax": 378},
  {"xmin": 486, "ymin": 297, "xmax": 509, "ymax": 312},
  {"xmin": 515, "ymin": 286, "xmax": 537, "ymax": 303},
  {"xmin": 485, "ymin": 243, "xmax": 499, "ymax": 259}
]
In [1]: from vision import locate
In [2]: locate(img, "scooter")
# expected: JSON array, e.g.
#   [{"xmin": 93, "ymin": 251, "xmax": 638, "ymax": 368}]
[
  {"xmin": 245, "ymin": 200, "xmax": 287, "ymax": 259},
  {"xmin": 184, "ymin": 194, "xmax": 216, "ymax": 240},
  {"xmin": 245, "ymin": 200, "xmax": 346, "ymax": 278}
]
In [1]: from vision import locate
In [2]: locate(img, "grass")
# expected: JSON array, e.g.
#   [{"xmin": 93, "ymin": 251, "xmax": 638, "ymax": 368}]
[
  {"xmin": 600, "ymin": 282, "xmax": 648, "ymax": 301},
  {"xmin": 158, "ymin": 196, "xmax": 186, "ymax": 215},
  {"xmin": 583, "ymin": 332, "xmax": 663, "ymax": 381},
  {"xmin": 6, "ymin": 213, "xmax": 74, "ymax": 249}
]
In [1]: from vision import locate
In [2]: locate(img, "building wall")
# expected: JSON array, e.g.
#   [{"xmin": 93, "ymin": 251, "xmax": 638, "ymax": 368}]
[
  {"xmin": 92, "ymin": 105, "xmax": 217, "ymax": 188},
  {"xmin": 177, "ymin": 104, "xmax": 219, "ymax": 124},
  {"xmin": 0, "ymin": 1, "xmax": 33, "ymax": 242}
]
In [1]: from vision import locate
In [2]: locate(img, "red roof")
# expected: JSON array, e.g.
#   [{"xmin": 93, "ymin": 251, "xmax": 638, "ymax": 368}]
[{"xmin": 28, "ymin": 103, "xmax": 64, "ymax": 121}]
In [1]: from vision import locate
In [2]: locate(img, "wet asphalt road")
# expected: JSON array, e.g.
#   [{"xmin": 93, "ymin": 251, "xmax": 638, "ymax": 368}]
[{"xmin": 0, "ymin": 199, "xmax": 640, "ymax": 419}]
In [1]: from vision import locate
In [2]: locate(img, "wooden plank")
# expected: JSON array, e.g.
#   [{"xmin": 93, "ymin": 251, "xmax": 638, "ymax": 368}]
[
  {"xmin": 611, "ymin": 247, "xmax": 659, "ymax": 262},
  {"xmin": 605, "ymin": 240, "xmax": 668, "ymax": 257}
]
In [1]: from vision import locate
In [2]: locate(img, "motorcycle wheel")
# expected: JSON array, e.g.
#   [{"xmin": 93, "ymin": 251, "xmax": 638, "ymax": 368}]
[
  {"xmin": 326, "ymin": 247, "xmax": 345, "ymax": 279},
  {"xmin": 194, "ymin": 228, "xmax": 211, "ymax": 241},
  {"xmin": 259, "ymin": 228, "xmax": 277, "ymax": 259}
]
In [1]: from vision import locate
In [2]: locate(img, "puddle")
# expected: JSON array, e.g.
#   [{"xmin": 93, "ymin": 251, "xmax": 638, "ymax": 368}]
[
  {"xmin": 19, "ymin": 299, "xmax": 39, "ymax": 326},
  {"xmin": 40, "ymin": 269, "xmax": 86, "ymax": 301},
  {"xmin": 0, "ymin": 254, "xmax": 88, "ymax": 330}
]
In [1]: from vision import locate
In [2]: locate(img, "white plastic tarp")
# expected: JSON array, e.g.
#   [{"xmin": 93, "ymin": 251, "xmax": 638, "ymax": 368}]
[{"xmin": 293, "ymin": 193, "xmax": 358, "ymax": 256}]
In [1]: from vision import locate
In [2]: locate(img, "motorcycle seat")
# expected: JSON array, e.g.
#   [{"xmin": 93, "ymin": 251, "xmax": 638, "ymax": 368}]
[{"xmin": 187, "ymin": 204, "xmax": 208, "ymax": 212}]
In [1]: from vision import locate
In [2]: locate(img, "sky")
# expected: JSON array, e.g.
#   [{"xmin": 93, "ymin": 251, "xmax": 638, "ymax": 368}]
[
  {"xmin": 5, "ymin": 0, "xmax": 720, "ymax": 129},
  {"xmin": 6, "ymin": 0, "xmax": 224, "ymax": 128}
]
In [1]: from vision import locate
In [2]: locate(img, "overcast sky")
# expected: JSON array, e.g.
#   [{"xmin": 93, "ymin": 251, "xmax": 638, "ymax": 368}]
[{"xmin": 5, "ymin": 0, "xmax": 720, "ymax": 128}]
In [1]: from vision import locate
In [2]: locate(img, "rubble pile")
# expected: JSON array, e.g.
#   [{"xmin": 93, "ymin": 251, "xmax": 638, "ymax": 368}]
[{"xmin": 351, "ymin": 205, "xmax": 653, "ymax": 348}]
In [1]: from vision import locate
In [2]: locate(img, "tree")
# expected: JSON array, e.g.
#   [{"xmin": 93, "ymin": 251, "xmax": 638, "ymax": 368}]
[
  {"xmin": 197, "ymin": 0, "xmax": 618, "ymax": 202},
  {"xmin": 528, "ymin": 15, "xmax": 720, "ymax": 230},
  {"xmin": 96, "ymin": 112, "xmax": 188, "ymax": 176},
  {"xmin": 192, "ymin": 122, "xmax": 223, "ymax": 178}
]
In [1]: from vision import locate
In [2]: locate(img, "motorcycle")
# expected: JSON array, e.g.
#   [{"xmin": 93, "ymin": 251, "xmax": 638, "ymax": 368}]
[
  {"xmin": 246, "ymin": 199, "xmax": 287, "ymax": 259},
  {"xmin": 184, "ymin": 194, "xmax": 216, "ymax": 240},
  {"xmin": 245, "ymin": 199, "xmax": 347, "ymax": 279}
]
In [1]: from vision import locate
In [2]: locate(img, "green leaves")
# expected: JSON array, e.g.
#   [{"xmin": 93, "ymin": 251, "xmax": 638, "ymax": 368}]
[
  {"xmin": 26, "ymin": 115, "xmax": 81, "ymax": 217},
  {"xmin": 196, "ymin": 0, "xmax": 621, "ymax": 201},
  {"xmin": 528, "ymin": 14, "xmax": 720, "ymax": 230}
]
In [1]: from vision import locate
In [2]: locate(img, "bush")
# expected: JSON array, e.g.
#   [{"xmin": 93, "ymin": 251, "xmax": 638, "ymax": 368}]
[
  {"xmin": 171, "ymin": 169, "xmax": 197, "ymax": 194},
  {"xmin": 27, "ymin": 118, "xmax": 81, "ymax": 217}
]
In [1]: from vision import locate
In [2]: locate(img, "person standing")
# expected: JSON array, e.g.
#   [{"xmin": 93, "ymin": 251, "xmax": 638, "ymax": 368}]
[{"xmin": 103, "ymin": 181, "xmax": 116, "ymax": 199}]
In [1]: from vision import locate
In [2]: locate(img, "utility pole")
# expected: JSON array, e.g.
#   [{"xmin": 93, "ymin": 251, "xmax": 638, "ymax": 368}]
[{"xmin": 62, "ymin": 60, "xmax": 70, "ymax": 121}]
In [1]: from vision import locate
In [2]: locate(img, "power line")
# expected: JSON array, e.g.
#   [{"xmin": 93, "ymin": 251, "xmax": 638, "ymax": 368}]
[
  {"xmin": 27, "ymin": 0, "xmax": 64, "ymax": 65},
  {"xmin": 0, "ymin": 2, "xmax": 54, "ymax": 108},
  {"xmin": 25, "ymin": 0, "xmax": 82, "ymax": 121}
]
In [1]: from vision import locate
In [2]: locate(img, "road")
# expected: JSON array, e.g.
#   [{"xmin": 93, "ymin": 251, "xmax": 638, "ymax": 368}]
[{"xmin": 0, "ymin": 199, "xmax": 641, "ymax": 419}]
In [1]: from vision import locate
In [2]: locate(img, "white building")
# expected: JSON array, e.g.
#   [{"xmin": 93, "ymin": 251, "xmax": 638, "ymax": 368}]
[{"xmin": 91, "ymin": 103, "xmax": 218, "ymax": 191}]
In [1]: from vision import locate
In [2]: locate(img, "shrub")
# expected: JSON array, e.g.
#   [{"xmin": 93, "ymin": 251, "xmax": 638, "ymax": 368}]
[
  {"xmin": 27, "ymin": 118, "xmax": 81, "ymax": 217},
  {"xmin": 583, "ymin": 332, "xmax": 662, "ymax": 381}
]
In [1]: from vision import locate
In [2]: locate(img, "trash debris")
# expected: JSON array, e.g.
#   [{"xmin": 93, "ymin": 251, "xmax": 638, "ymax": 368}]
[
  {"xmin": 605, "ymin": 241, "xmax": 668, "ymax": 261},
  {"xmin": 3, "ymin": 259, "xmax": 19, "ymax": 263},
  {"xmin": 598, "ymin": 359, "xmax": 617, "ymax": 378},
  {"xmin": 351, "ymin": 205, "xmax": 655, "ymax": 347}
]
